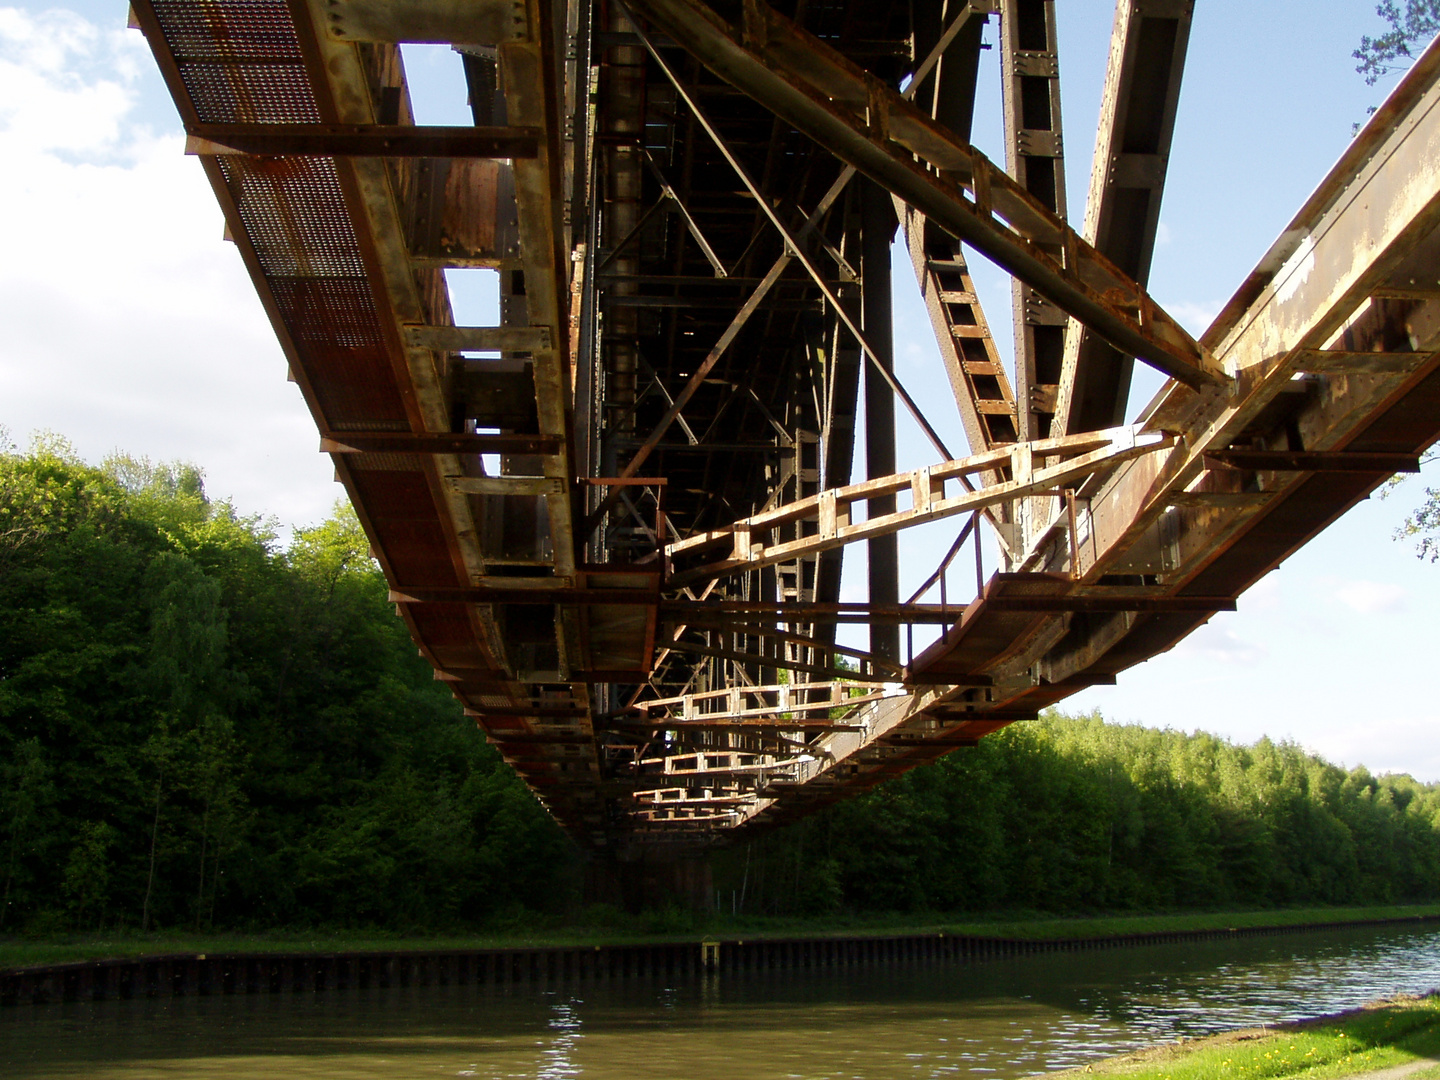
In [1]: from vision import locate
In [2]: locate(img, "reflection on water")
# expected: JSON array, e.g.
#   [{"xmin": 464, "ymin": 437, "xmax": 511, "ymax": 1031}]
[
  {"xmin": 540, "ymin": 996, "xmax": 583, "ymax": 1080},
  {"xmin": 2, "ymin": 924, "xmax": 1438, "ymax": 1080}
]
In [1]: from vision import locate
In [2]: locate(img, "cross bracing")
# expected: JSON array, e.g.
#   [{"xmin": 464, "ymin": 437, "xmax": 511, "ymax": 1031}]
[{"xmin": 132, "ymin": 0, "xmax": 1440, "ymax": 851}]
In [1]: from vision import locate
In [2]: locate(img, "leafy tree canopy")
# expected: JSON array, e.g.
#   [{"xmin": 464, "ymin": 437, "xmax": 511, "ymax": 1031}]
[{"xmin": 1356, "ymin": 2, "xmax": 1440, "ymax": 84}]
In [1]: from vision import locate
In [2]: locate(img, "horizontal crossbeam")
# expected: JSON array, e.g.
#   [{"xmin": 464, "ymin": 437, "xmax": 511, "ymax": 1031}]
[
  {"xmin": 659, "ymin": 601, "xmax": 981, "ymax": 624},
  {"xmin": 611, "ymin": 720, "xmax": 864, "ymax": 732},
  {"xmin": 185, "ymin": 123, "xmax": 541, "ymax": 158},
  {"xmin": 321, "ymin": 433, "xmax": 561, "ymax": 455},
  {"xmin": 403, "ymin": 325, "xmax": 552, "ymax": 352},
  {"xmin": 631, "ymin": 679, "xmax": 900, "ymax": 721},
  {"xmin": 659, "ymin": 637, "xmax": 891, "ymax": 683},
  {"xmin": 984, "ymin": 595, "xmax": 1236, "ymax": 613},
  {"xmin": 667, "ymin": 427, "xmax": 1173, "ymax": 586},
  {"xmin": 1203, "ymin": 450, "xmax": 1422, "ymax": 474}
]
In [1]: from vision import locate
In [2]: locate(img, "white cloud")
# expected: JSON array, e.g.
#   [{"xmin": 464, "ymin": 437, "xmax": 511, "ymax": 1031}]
[
  {"xmin": 0, "ymin": 7, "xmax": 335, "ymax": 531},
  {"xmin": 1156, "ymin": 221, "xmax": 1172, "ymax": 246},
  {"xmin": 1303, "ymin": 713, "xmax": 1440, "ymax": 782},
  {"xmin": 1174, "ymin": 622, "xmax": 1269, "ymax": 666},
  {"xmin": 0, "ymin": 8, "xmax": 144, "ymax": 154},
  {"xmin": 1239, "ymin": 571, "xmax": 1282, "ymax": 613},
  {"xmin": 1333, "ymin": 579, "xmax": 1409, "ymax": 614}
]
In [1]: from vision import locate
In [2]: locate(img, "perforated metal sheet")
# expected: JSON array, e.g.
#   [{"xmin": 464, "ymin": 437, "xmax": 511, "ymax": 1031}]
[
  {"xmin": 154, "ymin": 0, "xmax": 319, "ymax": 124},
  {"xmin": 152, "ymin": 0, "xmax": 305, "ymax": 63},
  {"xmin": 216, "ymin": 158, "xmax": 364, "ymax": 277},
  {"xmin": 177, "ymin": 64, "xmax": 319, "ymax": 124}
]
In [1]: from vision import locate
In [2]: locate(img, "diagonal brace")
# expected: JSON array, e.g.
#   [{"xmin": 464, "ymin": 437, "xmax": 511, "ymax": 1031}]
[{"xmin": 620, "ymin": 0, "xmax": 1228, "ymax": 392}]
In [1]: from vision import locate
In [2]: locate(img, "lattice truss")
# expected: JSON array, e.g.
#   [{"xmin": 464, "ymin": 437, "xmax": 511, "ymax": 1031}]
[{"xmin": 134, "ymin": 0, "xmax": 1440, "ymax": 849}]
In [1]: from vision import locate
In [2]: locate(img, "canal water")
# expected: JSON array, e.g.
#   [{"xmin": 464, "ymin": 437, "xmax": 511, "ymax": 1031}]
[{"xmin": 3, "ymin": 924, "xmax": 1438, "ymax": 1079}]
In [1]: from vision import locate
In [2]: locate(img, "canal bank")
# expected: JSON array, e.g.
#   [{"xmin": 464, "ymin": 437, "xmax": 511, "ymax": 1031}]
[
  {"xmin": 5, "ymin": 907, "xmax": 1440, "ymax": 1006},
  {"xmin": 1041, "ymin": 994, "xmax": 1440, "ymax": 1080}
]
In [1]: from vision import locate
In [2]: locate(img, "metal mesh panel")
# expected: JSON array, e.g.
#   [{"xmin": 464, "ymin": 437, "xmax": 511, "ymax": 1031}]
[
  {"xmin": 217, "ymin": 158, "xmax": 364, "ymax": 276},
  {"xmin": 148, "ymin": 1, "xmax": 506, "ymax": 692},
  {"xmin": 153, "ymin": 0, "xmax": 319, "ymax": 124},
  {"xmin": 177, "ymin": 63, "xmax": 320, "ymax": 124},
  {"xmin": 152, "ymin": 0, "xmax": 303, "ymax": 62},
  {"xmin": 265, "ymin": 278, "xmax": 383, "ymax": 347},
  {"xmin": 267, "ymin": 278, "xmax": 409, "ymax": 428}
]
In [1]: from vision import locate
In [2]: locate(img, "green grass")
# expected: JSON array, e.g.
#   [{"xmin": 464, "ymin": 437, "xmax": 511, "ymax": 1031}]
[
  {"xmin": 1049, "ymin": 995, "xmax": 1440, "ymax": 1080},
  {"xmin": 3, "ymin": 903, "xmax": 1438, "ymax": 971}
]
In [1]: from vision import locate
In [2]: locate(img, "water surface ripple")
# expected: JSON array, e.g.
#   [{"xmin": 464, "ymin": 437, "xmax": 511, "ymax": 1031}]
[{"xmin": 3, "ymin": 924, "xmax": 1438, "ymax": 1079}]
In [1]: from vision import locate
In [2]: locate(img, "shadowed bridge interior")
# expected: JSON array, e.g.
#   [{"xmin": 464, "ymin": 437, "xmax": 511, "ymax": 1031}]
[{"xmin": 130, "ymin": 0, "xmax": 1440, "ymax": 860}]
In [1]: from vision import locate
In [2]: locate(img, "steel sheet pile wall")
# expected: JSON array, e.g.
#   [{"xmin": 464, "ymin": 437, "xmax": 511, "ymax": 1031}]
[{"xmin": 9, "ymin": 915, "xmax": 1440, "ymax": 1005}]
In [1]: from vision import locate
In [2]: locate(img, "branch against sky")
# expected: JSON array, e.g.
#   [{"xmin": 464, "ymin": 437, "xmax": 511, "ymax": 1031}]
[
  {"xmin": 1396, "ymin": 459, "xmax": 1440, "ymax": 561},
  {"xmin": 1355, "ymin": 8, "xmax": 1440, "ymax": 557},
  {"xmin": 1356, "ymin": 1, "xmax": 1440, "ymax": 84}
]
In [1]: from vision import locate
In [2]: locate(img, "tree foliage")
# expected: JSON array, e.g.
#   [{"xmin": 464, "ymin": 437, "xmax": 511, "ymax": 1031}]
[
  {"xmin": 0, "ymin": 441, "xmax": 572, "ymax": 932},
  {"xmin": 716, "ymin": 714, "xmax": 1440, "ymax": 916},
  {"xmin": 1356, "ymin": 2, "xmax": 1440, "ymax": 84},
  {"xmin": 1397, "ymin": 483, "xmax": 1440, "ymax": 560}
]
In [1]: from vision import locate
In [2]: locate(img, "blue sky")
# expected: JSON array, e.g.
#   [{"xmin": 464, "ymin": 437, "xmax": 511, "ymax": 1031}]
[{"xmin": 2, "ymin": 1, "xmax": 1437, "ymax": 779}]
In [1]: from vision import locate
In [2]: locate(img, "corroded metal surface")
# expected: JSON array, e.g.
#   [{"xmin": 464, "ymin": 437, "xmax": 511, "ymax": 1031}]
[{"xmin": 137, "ymin": 0, "xmax": 1440, "ymax": 851}]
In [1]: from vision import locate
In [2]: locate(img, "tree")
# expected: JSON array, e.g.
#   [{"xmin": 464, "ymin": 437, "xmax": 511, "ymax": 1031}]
[
  {"xmin": 1397, "ymin": 484, "xmax": 1440, "ymax": 560},
  {"xmin": 139, "ymin": 552, "xmax": 230, "ymax": 931},
  {"xmin": 62, "ymin": 822, "xmax": 117, "ymax": 930},
  {"xmin": 1356, "ymin": 2, "xmax": 1440, "ymax": 85},
  {"xmin": 0, "ymin": 740, "xmax": 53, "ymax": 929}
]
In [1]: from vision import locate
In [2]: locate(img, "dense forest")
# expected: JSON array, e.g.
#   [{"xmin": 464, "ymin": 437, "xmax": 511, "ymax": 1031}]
[
  {"xmin": 2, "ymin": 437, "xmax": 1439, "ymax": 934},
  {"xmin": 0, "ymin": 435, "xmax": 571, "ymax": 933},
  {"xmin": 718, "ymin": 718, "xmax": 1440, "ymax": 916}
]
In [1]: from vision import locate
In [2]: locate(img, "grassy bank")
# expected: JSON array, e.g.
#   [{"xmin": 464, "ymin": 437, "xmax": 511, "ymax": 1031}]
[
  {"xmin": 2, "ymin": 903, "xmax": 1438, "ymax": 971},
  {"xmin": 1048, "ymin": 995, "xmax": 1440, "ymax": 1080}
]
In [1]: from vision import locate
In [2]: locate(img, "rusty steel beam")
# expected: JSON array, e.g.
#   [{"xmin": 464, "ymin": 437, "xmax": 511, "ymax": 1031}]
[
  {"xmin": 983, "ymin": 595, "xmax": 1235, "ymax": 612},
  {"xmin": 1056, "ymin": 0, "xmax": 1195, "ymax": 436},
  {"xmin": 661, "ymin": 600, "xmax": 987, "ymax": 624},
  {"xmin": 612, "ymin": 720, "xmax": 865, "ymax": 731},
  {"xmin": 861, "ymin": 178, "xmax": 901, "ymax": 663},
  {"xmin": 667, "ymin": 427, "xmax": 1172, "ymax": 586},
  {"xmin": 403, "ymin": 325, "xmax": 551, "ymax": 351},
  {"xmin": 999, "ymin": 0, "xmax": 1070, "ymax": 441},
  {"xmin": 184, "ymin": 123, "xmax": 541, "ymax": 158},
  {"xmin": 391, "ymin": 586, "xmax": 657, "ymax": 604},
  {"xmin": 139, "ymin": 0, "xmax": 1440, "ymax": 850},
  {"xmin": 321, "ymin": 432, "xmax": 561, "ymax": 455},
  {"xmin": 901, "ymin": 2, "xmax": 1019, "ymax": 456},
  {"xmin": 1202, "ymin": 450, "xmax": 1422, "ymax": 474},
  {"xmin": 1080, "ymin": 38, "xmax": 1440, "ymax": 589},
  {"xmin": 631, "ymin": 680, "xmax": 897, "ymax": 718},
  {"xmin": 621, "ymin": 0, "xmax": 1227, "ymax": 391}
]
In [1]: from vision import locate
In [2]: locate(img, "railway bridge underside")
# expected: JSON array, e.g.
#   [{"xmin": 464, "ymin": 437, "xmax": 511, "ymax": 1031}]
[{"xmin": 134, "ymin": 0, "xmax": 1440, "ymax": 858}]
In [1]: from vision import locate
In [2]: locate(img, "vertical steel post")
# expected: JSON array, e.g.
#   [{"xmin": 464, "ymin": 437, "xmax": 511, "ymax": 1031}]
[
  {"xmin": 861, "ymin": 178, "xmax": 900, "ymax": 664},
  {"xmin": 1000, "ymin": 0, "xmax": 1069, "ymax": 441}
]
